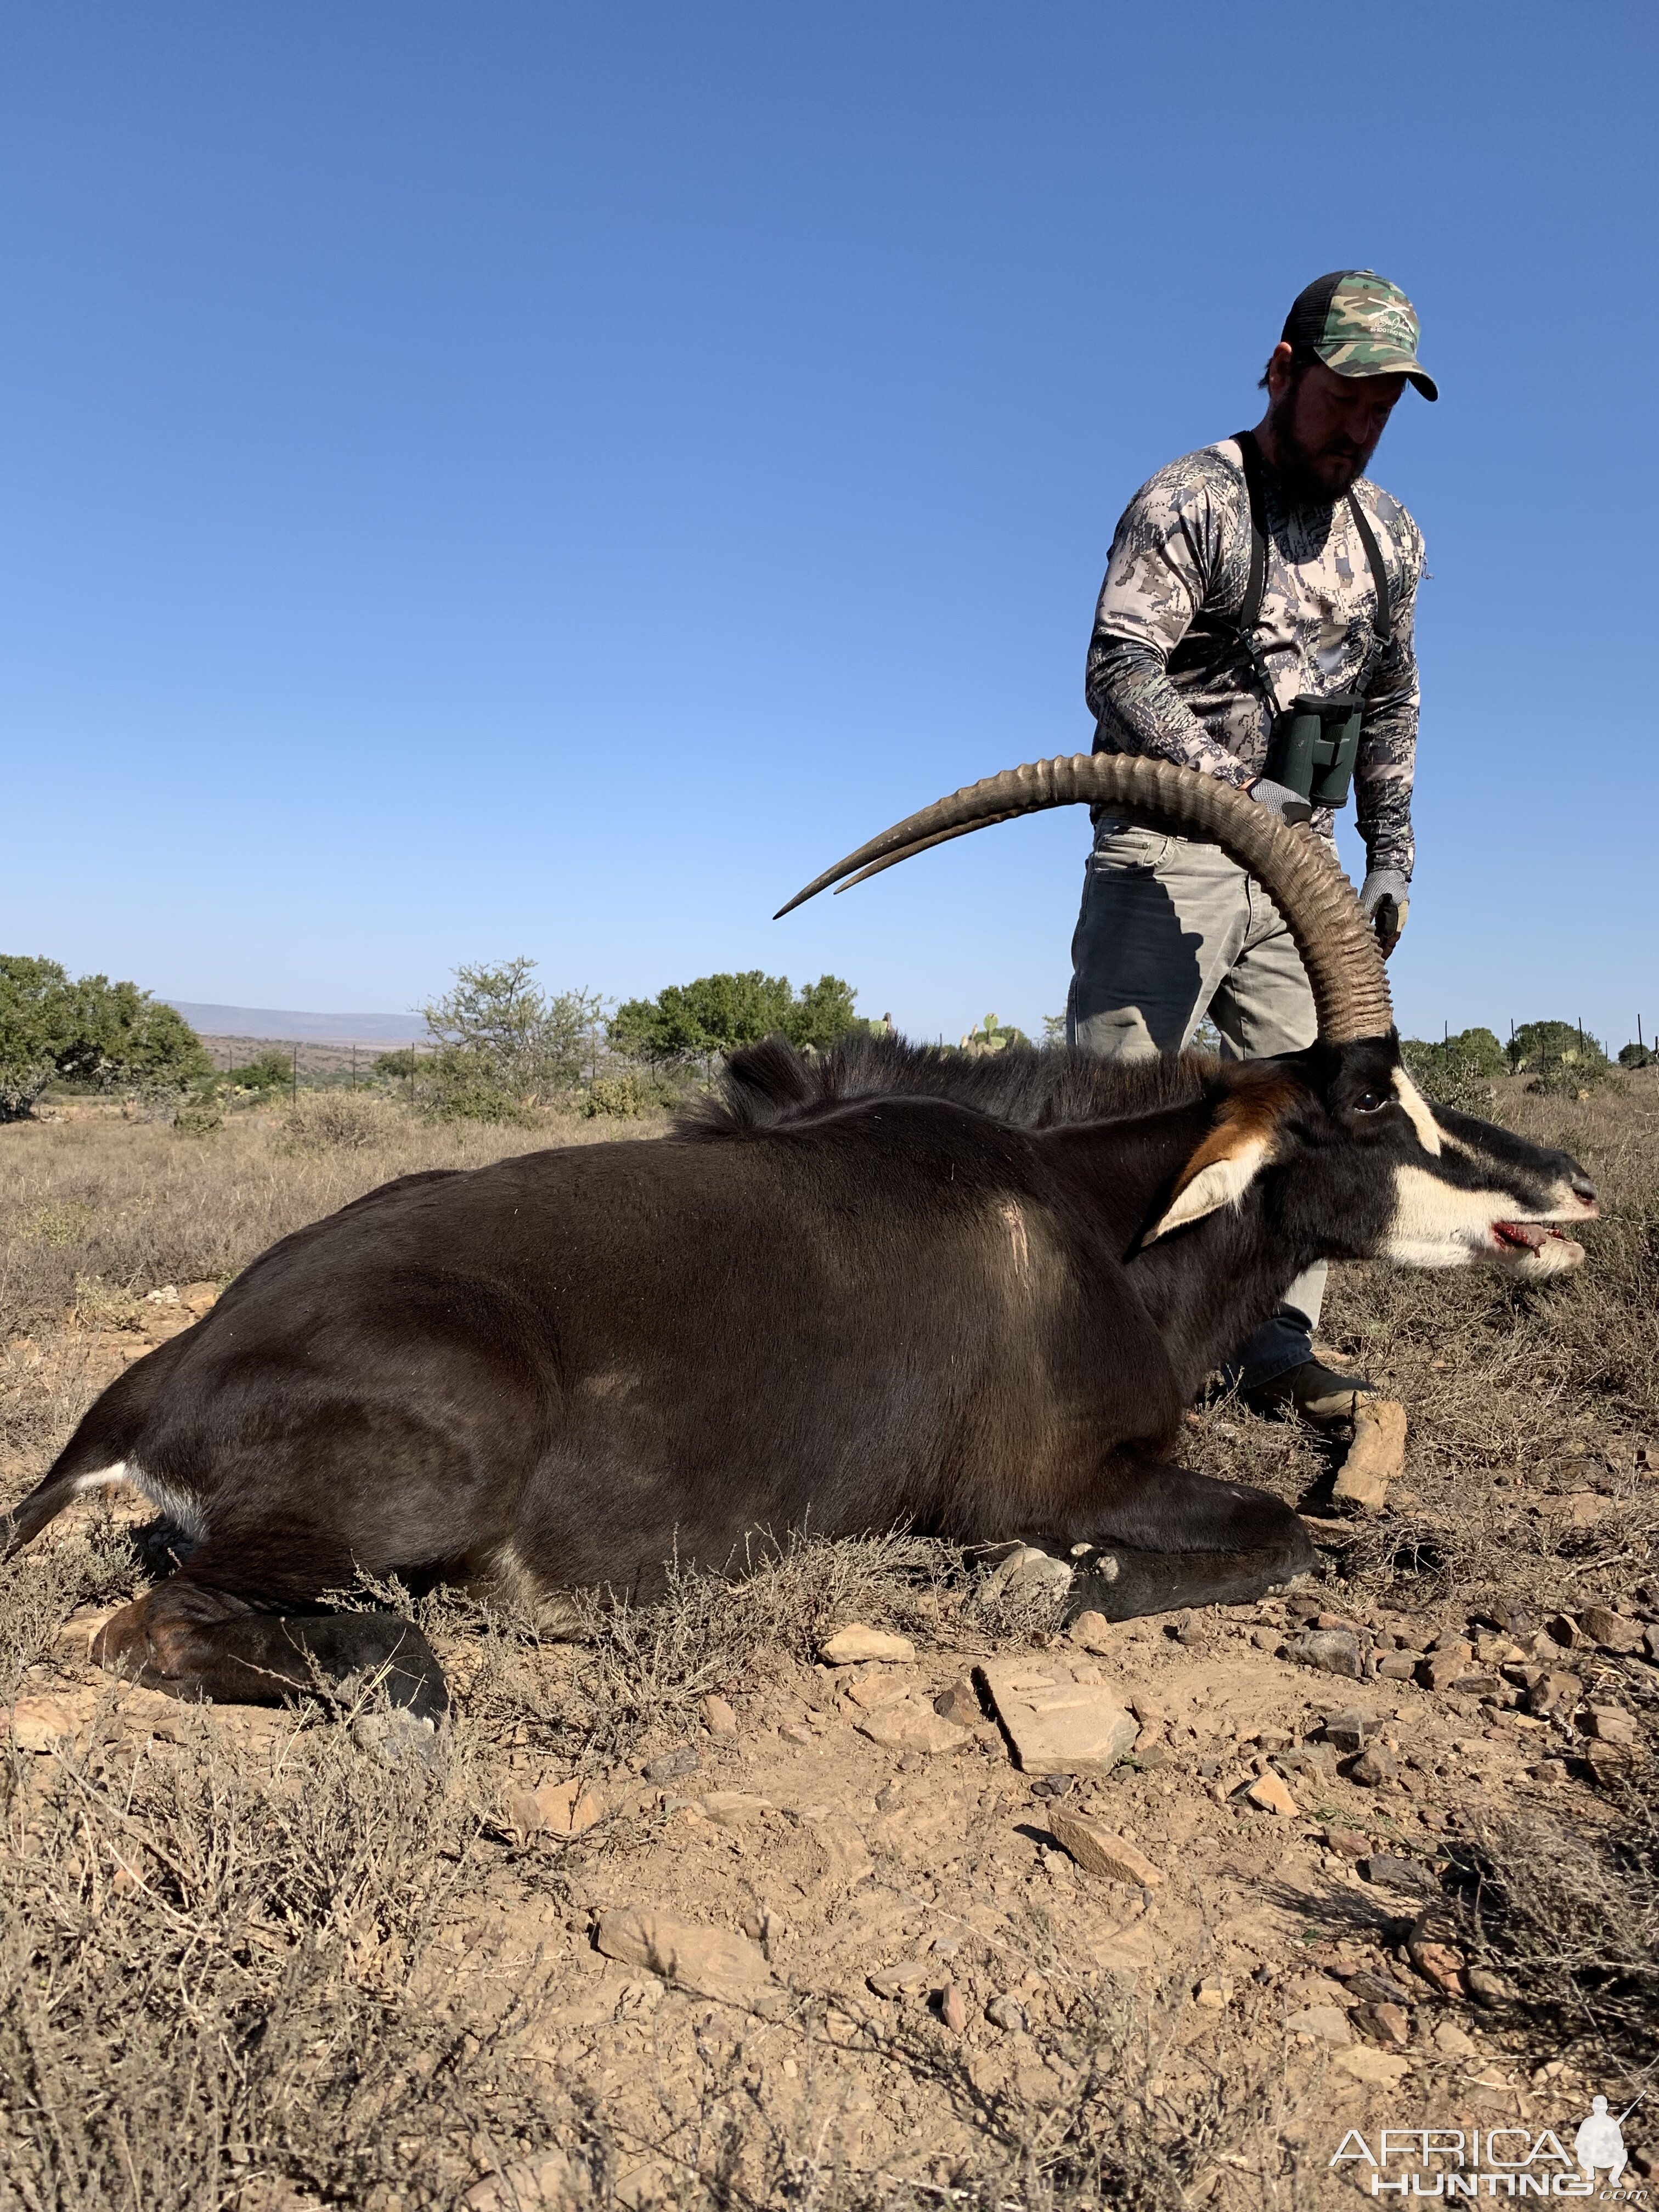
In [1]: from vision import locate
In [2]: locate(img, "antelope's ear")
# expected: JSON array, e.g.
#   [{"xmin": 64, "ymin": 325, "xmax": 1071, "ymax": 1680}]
[{"xmin": 1143, "ymin": 1084, "xmax": 1297, "ymax": 1245}]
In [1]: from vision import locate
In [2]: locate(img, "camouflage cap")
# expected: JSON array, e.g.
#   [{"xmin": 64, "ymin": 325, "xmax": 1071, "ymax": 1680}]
[{"xmin": 1282, "ymin": 269, "xmax": 1438, "ymax": 401}]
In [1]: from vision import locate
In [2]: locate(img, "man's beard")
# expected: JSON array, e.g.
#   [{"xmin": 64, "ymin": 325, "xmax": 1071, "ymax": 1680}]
[{"xmin": 1266, "ymin": 393, "xmax": 1367, "ymax": 506}]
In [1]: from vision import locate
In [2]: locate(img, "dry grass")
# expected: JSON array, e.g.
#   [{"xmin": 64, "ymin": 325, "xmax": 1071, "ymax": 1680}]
[{"xmin": 0, "ymin": 1098, "xmax": 651, "ymax": 1339}]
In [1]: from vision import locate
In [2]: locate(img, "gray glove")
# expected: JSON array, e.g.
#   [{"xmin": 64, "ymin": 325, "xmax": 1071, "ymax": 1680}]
[
  {"xmin": 1247, "ymin": 776, "xmax": 1312, "ymax": 827},
  {"xmin": 1359, "ymin": 867, "xmax": 1410, "ymax": 957}
]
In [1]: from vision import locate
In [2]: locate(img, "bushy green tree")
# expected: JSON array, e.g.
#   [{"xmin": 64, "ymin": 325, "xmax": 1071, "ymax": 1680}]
[
  {"xmin": 1618, "ymin": 1041, "xmax": 1656, "ymax": 1070},
  {"xmin": 0, "ymin": 958, "xmax": 75, "ymax": 1116},
  {"xmin": 229, "ymin": 1047, "xmax": 294, "ymax": 1091},
  {"xmin": 1508, "ymin": 1019, "xmax": 1609, "ymax": 1075},
  {"xmin": 0, "ymin": 956, "xmax": 210, "ymax": 1119},
  {"xmin": 418, "ymin": 958, "xmax": 607, "ymax": 1119},
  {"xmin": 610, "ymin": 971, "xmax": 867, "ymax": 1063}
]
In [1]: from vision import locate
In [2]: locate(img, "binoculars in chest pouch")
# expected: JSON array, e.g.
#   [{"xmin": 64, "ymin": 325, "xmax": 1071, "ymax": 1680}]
[{"xmin": 1263, "ymin": 693, "xmax": 1364, "ymax": 810}]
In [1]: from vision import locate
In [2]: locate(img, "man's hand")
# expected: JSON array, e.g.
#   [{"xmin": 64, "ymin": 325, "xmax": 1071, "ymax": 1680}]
[
  {"xmin": 1359, "ymin": 866, "xmax": 1410, "ymax": 958},
  {"xmin": 1247, "ymin": 776, "xmax": 1313, "ymax": 827}
]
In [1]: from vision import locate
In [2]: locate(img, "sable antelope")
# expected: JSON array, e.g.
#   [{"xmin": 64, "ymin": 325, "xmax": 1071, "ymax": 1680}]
[{"xmin": 3, "ymin": 760, "xmax": 1596, "ymax": 1719}]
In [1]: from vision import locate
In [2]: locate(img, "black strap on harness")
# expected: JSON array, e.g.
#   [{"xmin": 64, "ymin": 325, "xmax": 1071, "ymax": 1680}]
[{"xmin": 1233, "ymin": 428, "xmax": 1391, "ymax": 676}]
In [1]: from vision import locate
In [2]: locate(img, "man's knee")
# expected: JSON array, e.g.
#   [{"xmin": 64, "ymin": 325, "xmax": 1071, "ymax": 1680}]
[{"xmin": 1070, "ymin": 1003, "xmax": 1161, "ymax": 1062}]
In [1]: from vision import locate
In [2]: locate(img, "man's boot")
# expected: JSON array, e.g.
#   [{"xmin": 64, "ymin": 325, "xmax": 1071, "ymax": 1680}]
[{"xmin": 1245, "ymin": 1357, "xmax": 1375, "ymax": 1425}]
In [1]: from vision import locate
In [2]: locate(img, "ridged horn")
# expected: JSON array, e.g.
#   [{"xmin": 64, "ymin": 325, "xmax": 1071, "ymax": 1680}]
[{"xmin": 775, "ymin": 754, "xmax": 1392, "ymax": 1045}]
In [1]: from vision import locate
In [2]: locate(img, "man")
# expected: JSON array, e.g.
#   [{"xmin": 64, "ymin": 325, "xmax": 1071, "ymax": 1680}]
[{"xmin": 1067, "ymin": 270, "xmax": 1434, "ymax": 1419}]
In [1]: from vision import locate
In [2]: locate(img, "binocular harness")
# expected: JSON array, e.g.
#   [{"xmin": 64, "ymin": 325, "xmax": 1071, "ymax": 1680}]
[{"xmin": 1232, "ymin": 430, "xmax": 1392, "ymax": 813}]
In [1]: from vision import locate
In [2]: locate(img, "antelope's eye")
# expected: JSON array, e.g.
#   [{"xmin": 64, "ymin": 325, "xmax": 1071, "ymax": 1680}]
[{"xmin": 1353, "ymin": 1092, "xmax": 1386, "ymax": 1115}]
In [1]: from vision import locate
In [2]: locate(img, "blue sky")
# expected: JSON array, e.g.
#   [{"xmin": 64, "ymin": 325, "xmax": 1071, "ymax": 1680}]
[{"xmin": 3, "ymin": 3, "xmax": 1654, "ymax": 1049}]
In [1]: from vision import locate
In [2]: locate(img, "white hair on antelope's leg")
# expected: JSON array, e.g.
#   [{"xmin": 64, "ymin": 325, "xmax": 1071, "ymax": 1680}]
[
  {"xmin": 76, "ymin": 1460, "xmax": 208, "ymax": 1543},
  {"xmin": 1391, "ymin": 1068, "xmax": 1442, "ymax": 1156},
  {"xmin": 74, "ymin": 1460, "xmax": 131, "ymax": 1494}
]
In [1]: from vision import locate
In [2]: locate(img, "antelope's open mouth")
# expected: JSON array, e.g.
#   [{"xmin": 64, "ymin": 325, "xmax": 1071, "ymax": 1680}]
[{"xmin": 1493, "ymin": 1221, "xmax": 1565, "ymax": 1252}]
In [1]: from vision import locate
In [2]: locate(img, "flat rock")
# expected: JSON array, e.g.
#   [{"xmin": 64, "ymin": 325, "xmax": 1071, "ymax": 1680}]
[
  {"xmin": 5, "ymin": 1691, "xmax": 106, "ymax": 1753},
  {"xmin": 1335, "ymin": 2046, "xmax": 1413, "ymax": 2087},
  {"xmin": 867, "ymin": 1958, "xmax": 934, "ymax": 1997},
  {"xmin": 981, "ymin": 1545, "xmax": 1073, "ymax": 1604},
  {"xmin": 701, "ymin": 1695, "xmax": 738, "ymax": 1737},
  {"xmin": 844, "ymin": 1668, "xmax": 912, "ymax": 1712},
  {"xmin": 594, "ymin": 1909, "xmax": 784, "ymax": 2014},
  {"xmin": 1243, "ymin": 1770, "xmax": 1299, "ymax": 1818},
  {"xmin": 1332, "ymin": 1397, "xmax": 1407, "ymax": 1511},
  {"xmin": 1321, "ymin": 1710, "xmax": 1385, "ymax": 1755},
  {"xmin": 698, "ymin": 1791, "xmax": 774, "ymax": 1828},
  {"xmin": 1525, "ymin": 1671, "xmax": 1582, "ymax": 1718},
  {"xmin": 819, "ymin": 1626, "xmax": 915, "ymax": 1666},
  {"xmin": 1048, "ymin": 1807, "xmax": 1164, "ymax": 1886},
  {"xmin": 1359, "ymin": 2001, "xmax": 1413, "ymax": 2046},
  {"xmin": 1323, "ymin": 1827, "xmax": 1372, "ymax": 1858},
  {"xmin": 1293, "ymin": 1629, "xmax": 1363, "ymax": 1679},
  {"xmin": 978, "ymin": 1660, "xmax": 1138, "ymax": 1776},
  {"xmin": 1582, "ymin": 1705, "xmax": 1638, "ymax": 1744},
  {"xmin": 1348, "ymin": 1744, "xmax": 1398, "ymax": 1787},
  {"xmin": 1358, "ymin": 1853, "xmax": 1432, "ymax": 1893},
  {"xmin": 854, "ymin": 1699, "xmax": 966, "ymax": 1754},
  {"xmin": 1578, "ymin": 1607, "xmax": 1645, "ymax": 1654},
  {"xmin": 1285, "ymin": 2005, "xmax": 1350, "ymax": 2045},
  {"xmin": 529, "ymin": 1776, "xmax": 607, "ymax": 1837}
]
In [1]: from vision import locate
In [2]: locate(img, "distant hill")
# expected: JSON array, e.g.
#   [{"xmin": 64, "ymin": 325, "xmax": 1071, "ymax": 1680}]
[{"xmin": 166, "ymin": 1002, "xmax": 427, "ymax": 1046}]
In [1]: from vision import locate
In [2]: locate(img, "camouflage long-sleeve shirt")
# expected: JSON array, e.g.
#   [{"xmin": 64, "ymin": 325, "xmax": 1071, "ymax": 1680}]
[{"xmin": 1085, "ymin": 438, "xmax": 1424, "ymax": 878}]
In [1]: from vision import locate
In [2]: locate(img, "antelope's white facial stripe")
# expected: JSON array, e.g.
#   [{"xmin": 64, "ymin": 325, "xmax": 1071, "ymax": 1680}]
[
  {"xmin": 1380, "ymin": 1163, "xmax": 1587, "ymax": 1274},
  {"xmin": 1143, "ymin": 1136, "xmax": 1272, "ymax": 1244},
  {"xmin": 1391, "ymin": 1068, "xmax": 1442, "ymax": 1155}
]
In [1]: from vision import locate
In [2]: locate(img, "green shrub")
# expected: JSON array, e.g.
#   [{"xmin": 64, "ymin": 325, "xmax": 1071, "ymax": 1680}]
[
  {"xmin": 579, "ymin": 1073, "xmax": 648, "ymax": 1119},
  {"xmin": 417, "ymin": 960, "xmax": 606, "ymax": 1116},
  {"xmin": 1619, "ymin": 1042, "xmax": 1656, "ymax": 1070},
  {"xmin": 228, "ymin": 1048, "xmax": 295, "ymax": 1092},
  {"xmin": 1509, "ymin": 1018, "xmax": 1613, "ymax": 1096},
  {"xmin": 173, "ymin": 1102, "xmax": 225, "ymax": 1137},
  {"xmin": 0, "ymin": 956, "xmax": 211, "ymax": 1119},
  {"xmin": 609, "ymin": 970, "xmax": 868, "ymax": 1064},
  {"xmin": 420, "ymin": 1045, "xmax": 536, "ymax": 1125},
  {"xmin": 276, "ymin": 1092, "xmax": 406, "ymax": 1152},
  {"xmin": 1401, "ymin": 1026, "xmax": 1508, "ymax": 1110}
]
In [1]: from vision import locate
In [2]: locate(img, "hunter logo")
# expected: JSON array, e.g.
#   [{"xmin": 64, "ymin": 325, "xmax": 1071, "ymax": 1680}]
[{"xmin": 1328, "ymin": 2091, "xmax": 1649, "ymax": 2196}]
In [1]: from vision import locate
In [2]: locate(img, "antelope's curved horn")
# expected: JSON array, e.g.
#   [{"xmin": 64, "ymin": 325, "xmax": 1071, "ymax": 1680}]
[{"xmin": 775, "ymin": 754, "xmax": 1391, "ymax": 1045}]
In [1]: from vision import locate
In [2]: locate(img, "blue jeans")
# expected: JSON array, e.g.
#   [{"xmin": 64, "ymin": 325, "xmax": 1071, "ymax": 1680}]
[{"xmin": 1066, "ymin": 824, "xmax": 1327, "ymax": 1392}]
